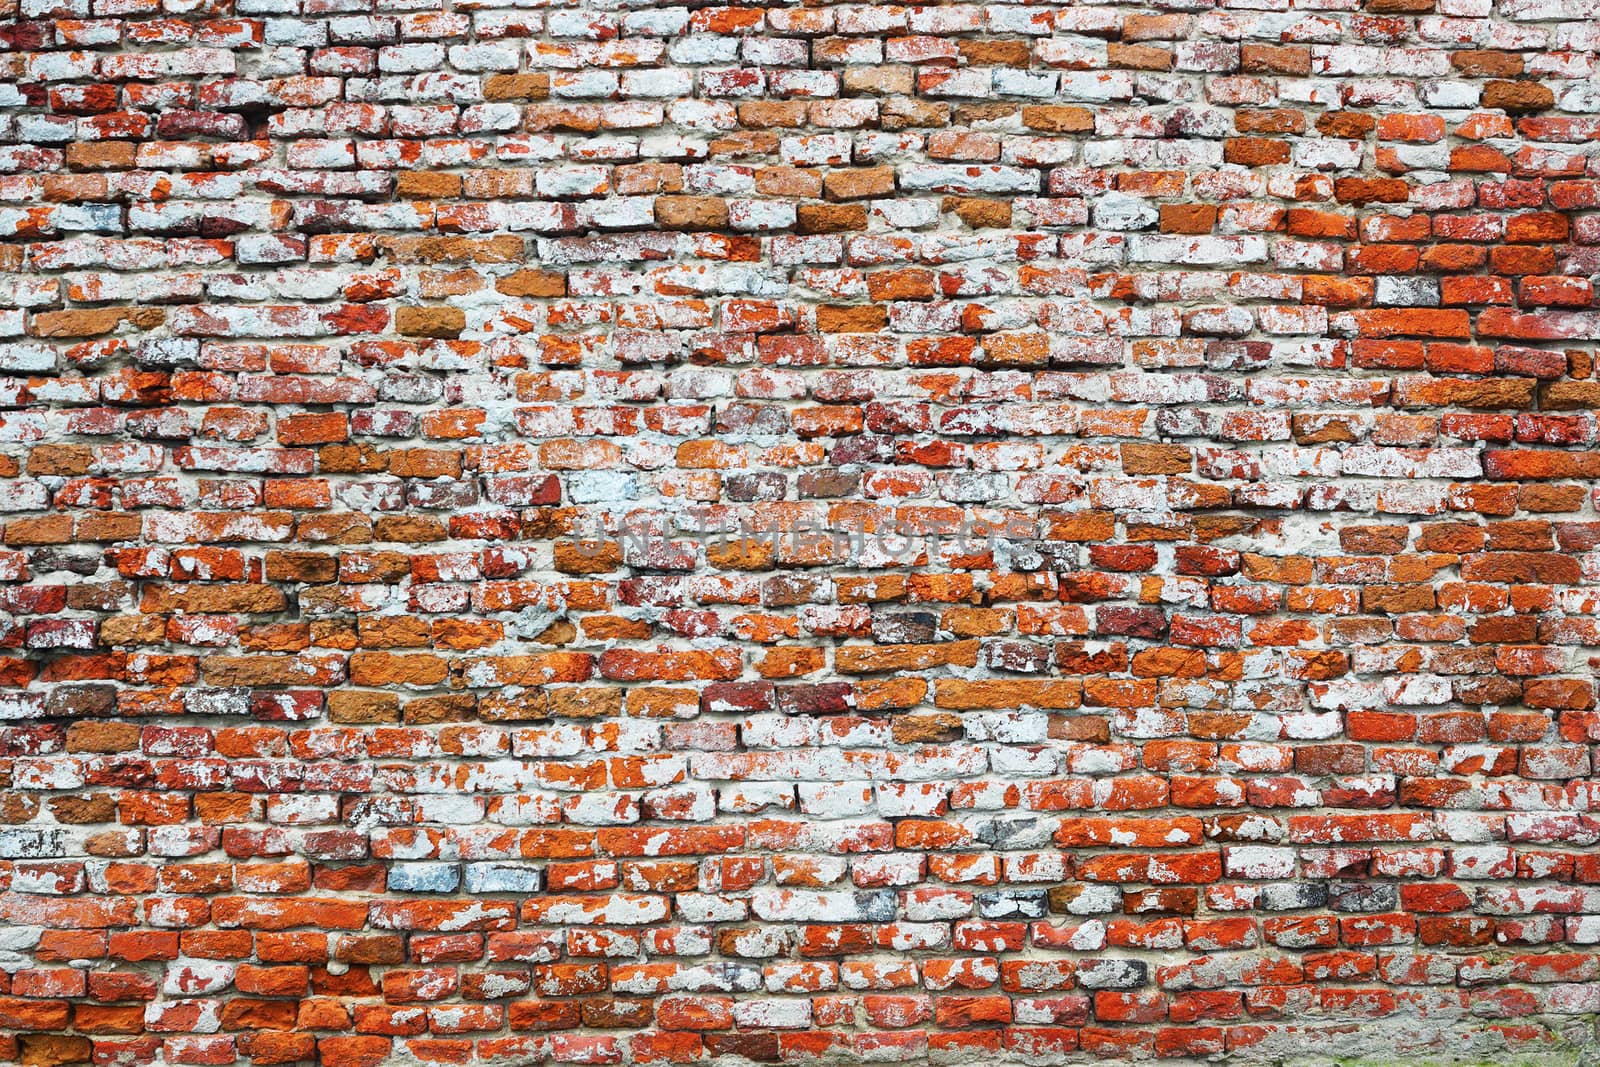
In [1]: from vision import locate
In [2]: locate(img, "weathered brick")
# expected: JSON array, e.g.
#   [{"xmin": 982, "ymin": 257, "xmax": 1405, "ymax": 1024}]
[{"xmin": 0, "ymin": 4, "xmax": 1593, "ymax": 1062}]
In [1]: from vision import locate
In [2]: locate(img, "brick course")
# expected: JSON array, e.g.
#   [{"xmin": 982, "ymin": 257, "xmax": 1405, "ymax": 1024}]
[{"xmin": 2, "ymin": 0, "xmax": 1600, "ymax": 1063}]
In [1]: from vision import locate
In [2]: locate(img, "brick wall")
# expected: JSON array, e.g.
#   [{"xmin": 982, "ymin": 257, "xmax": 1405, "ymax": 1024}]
[{"xmin": 3, "ymin": 0, "xmax": 1600, "ymax": 1063}]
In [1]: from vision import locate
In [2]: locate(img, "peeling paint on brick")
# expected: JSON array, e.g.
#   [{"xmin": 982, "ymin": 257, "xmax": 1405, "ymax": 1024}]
[{"xmin": 1, "ymin": 0, "xmax": 1600, "ymax": 1063}]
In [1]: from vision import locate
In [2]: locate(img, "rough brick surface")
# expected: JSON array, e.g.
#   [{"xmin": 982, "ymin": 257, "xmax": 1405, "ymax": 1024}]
[{"xmin": 2, "ymin": 0, "xmax": 1600, "ymax": 1064}]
